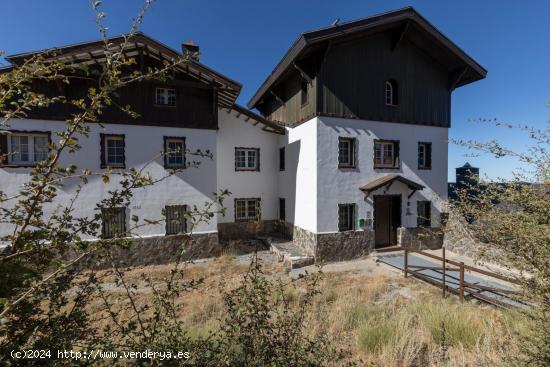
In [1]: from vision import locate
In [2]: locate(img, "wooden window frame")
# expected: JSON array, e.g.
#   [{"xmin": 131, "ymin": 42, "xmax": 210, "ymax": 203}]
[
  {"xmin": 100, "ymin": 133, "xmax": 126, "ymax": 169},
  {"xmin": 163, "ymin": 136, "xmax": 186, "ymax": 169},
  {"xmin": 165, "ymin": 205, "xmax": 187, "ymax": 235},
  {"xmin": 0, "ymin": 130, "xmax": 51, "ymax": 167},
  {"xmin": 338, "ymin": 137, "xmax": 356, "ymax": 169},
  {"xmin": 418, "ymin": 142, "xmax": 432, "ymax": 170},
  {"xmin": 417, "ymin": 201, "xmax": 432, "ymax": 227},
  {"xmin": 300, "ymin": 80, "xmax": 309, "ymax": 106},
  {"xmin": 338, "ymin": 203, "xmax": 356, "ymax": 232},
  {"xmin": 234, "ymin": 147, "xmax": 260, "ymax": 172},
  {"xmin": 154, "ymin": 87, "xmax": 177, "ymax": 107},
  {"xmin": 234, "ymin": 198, "xmax": 261, "ymax": 222},
  {"xmin": 101, "ymin": 207, "xmax": 126, "ymax": 239},
  {"xmin": 374, "ymin": 139, "xmax": 400, "ymax": 169},
  {"xmin": 385, "ymin": 79, "xmax": 398, "ymax": 106}
]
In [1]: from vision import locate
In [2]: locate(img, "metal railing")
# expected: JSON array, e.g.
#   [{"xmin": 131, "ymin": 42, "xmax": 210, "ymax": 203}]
[{"xmin": 403, "ymin": 247, "xmax": 522, "ymax": 308}]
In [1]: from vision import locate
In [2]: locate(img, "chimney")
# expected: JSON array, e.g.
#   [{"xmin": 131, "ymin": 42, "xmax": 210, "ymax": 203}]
[{"xmin": 182, "ymin": 40, "xmax": 200, "ymax": 61}]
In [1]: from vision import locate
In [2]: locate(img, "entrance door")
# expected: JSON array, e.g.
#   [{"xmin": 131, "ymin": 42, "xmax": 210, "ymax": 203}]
[{"xmin": 374, "ymin": 195, "xmax": 401, "ymax": 248}]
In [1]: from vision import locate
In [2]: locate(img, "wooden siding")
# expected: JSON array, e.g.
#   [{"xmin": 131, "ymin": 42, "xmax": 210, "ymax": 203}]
[
  {"xmin": 318, "ymin": 31, "xmax": 451, "ymax": 127},
  {"xmin": 262, "ymin": 70, "xmax": 317, "ymax": 126}
]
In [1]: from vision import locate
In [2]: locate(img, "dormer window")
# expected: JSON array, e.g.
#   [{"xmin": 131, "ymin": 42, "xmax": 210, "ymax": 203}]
[
  {"xmin": 155, "ymin": 87, "xmax": 176, "ymax": 106},
  {"xmin": 385, "ymin": 79, "xmax": 398, "ymax": 106}
]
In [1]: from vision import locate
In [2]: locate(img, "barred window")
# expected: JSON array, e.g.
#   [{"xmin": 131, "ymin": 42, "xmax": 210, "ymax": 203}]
[
  {"xmin": 165, "ymin": 205, "xmax": 187, "ymax": 235},
  {"xmin": 164, "ymin": 137, "xmax": 186, "ymax": 168},
  {"xmin": 101, "ymin": 207, "xmax": 126, "ymax": 238},
  {"xmin": 338, "ymin": 204, "xmax": 356, "ymax": 232},
  {"xmin": 417, "ymin": 201, "xmax": 431, "ymax": 227},
  {"xmin": 235, "ymin": 198, "xmax": 260, "ymax": 221}
]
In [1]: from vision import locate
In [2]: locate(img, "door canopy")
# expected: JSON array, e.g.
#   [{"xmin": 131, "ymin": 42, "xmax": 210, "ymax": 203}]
[{"xmin": 360, "ymin": 174, "xmax": 424, "ymax": 199}]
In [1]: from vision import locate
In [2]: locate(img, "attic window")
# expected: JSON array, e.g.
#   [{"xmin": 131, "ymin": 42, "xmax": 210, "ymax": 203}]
[
  {"xmin": 385, "ymin": 79, "xmax": 398, "ymax": 106},
  {"xmin": 301, "ymin": 80, "xmax": 308, "ymax": 105},
  {"xmin": 155, "ymin": 88, "xmax": 176, "ymax": 106}
]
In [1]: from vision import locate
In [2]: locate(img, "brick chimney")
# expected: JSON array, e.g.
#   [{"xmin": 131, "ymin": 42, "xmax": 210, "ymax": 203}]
[{"xmin": 181, "ymin": 40, "xmax": 200, "ymax": 61}]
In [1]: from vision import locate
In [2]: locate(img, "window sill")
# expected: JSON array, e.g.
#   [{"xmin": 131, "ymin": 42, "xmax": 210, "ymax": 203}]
[
  {"xmin": 165, "ymin": 165, "xmax": 186, "ymax": 170},
  {"xmin": 235, "ymin": 218, "xmax": 260, "ymax": 222},
  {"xmin": 374, "ymin": 166, "xmax": 400, "ymax": 170},
  {"xmin": 153, "ymin": 104, "xmax": 177, "ymax": 108},
  {"xmin": 1, "ymin": 163, "xmax": 39, "ymax": 168},
  {"xmin": 418, "ymin": 167, "xmax": 432, "ymax": 170},
  {"xmin": 235, "ymin": 169, "xmax": 260, "ymax": 172},
  {"xmin": 338, "ymin": 165, "xmax": 357, "ymax": 170},
  {"xmin": 101, "ymin": 165, "xmax": 126, "ymax": 169}
]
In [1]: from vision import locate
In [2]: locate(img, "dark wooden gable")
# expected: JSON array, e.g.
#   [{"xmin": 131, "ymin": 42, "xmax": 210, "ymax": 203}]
[
  {"xmin": 249, "ymin": 7, "xmax": 486, "ymax": 128},
  {"xmin": 3, "ymin": 33, "xmax": 242, "ymax": 130}
]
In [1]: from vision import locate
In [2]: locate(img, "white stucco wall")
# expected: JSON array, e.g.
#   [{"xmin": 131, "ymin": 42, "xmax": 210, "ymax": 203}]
[
  {"xmin": 278, "ymin": 119, "xmax": 318, "ymax": 233},
  {"xmin": 316, "ymin": 116, "xmax": 448, "ymax": 233},
  {"xmin": 0, "ymin": 119, "xmax": 218, "ymax": 239},
  {"xmin": 216, "ymin": 109, "xmax": 279, "ymax": 223}
]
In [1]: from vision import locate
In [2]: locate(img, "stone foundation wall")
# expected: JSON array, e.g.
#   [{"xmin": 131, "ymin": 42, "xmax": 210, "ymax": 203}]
[
  {"xmin": 218, "ymin": 220, "xmax": 280, "ymax": 242},
  {"xmin": 291, "ymin": 224, "xmax": 316, "ymax": 257},
  {"xmin": 74, "ymin": 232, "xmax": 221, "ymax": 269},
  {"xmin": 398, "ymin": 227, "xmax": 444, "ymax": 250},
  {"xmin": 316, "ymin": 230, "xmax": 374, "ymax": 262}
]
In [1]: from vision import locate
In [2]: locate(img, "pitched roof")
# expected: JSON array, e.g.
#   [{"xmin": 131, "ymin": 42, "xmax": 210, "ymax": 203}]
[
  {"xmin": 4, "ymin": 32, "xmax": 242, "ymax": 108},
  {"xmin": 248, "ymin": 6, "xmax": 487, "ymax": 109},
  {"xmin": 359, "ymin": 174, "xmax": 424, "ymax": 195},
  {"xmin": 227, "ymin": 104, "xmax": 285, "ymax": 135}
]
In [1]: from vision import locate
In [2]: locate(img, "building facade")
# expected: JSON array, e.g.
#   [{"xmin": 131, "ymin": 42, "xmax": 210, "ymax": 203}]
[{"xmin": 0, "ymin": 7, "xmax": 486, "ymax": 263}]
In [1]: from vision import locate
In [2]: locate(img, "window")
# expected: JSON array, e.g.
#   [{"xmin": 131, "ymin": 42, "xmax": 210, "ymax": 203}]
[
  {"xmin": 101, "ymin": 207, "xmax": 126, "ymax": 238},
  {"xmin": 164, "ymin": 137, "xmax": 186, "ymax": 169},
  {"xmin": 101, "ymin": 134, "xmax": 125, "ymax": 168},
  {"xmin": 338, "ymin": 137, "xmax": 356, "ymax": 168},
  {"xmin": 279, "ymin": 198, "xmax": 286, "ymax": 221},
  {"xmin": 165, "ymin": 205, "xmax": 187, "ymax": 235},
  {"xmin": 235, "ymin": 148, "xmax": 260, "ymax": 171},
  {"xmin": 6, "ymin": 132, "xmax": 49, "ymax": 165},
  {"xmin": 385, "ymin": 79, "xmax": 398, "ymax": 106},
  {"xmin": 418, "ymin": 142, "xmax": 432, "ymax": 169},
  {"xmin": 417, "ymin": 201, "xmax": 431, "ymax": 227},
  {"xmin": 155, "ymin": 87, "xmax": 176, "ymax": 106},
  {"xmin": 374, "ymin": 140, "xmax": 399, "ymax": 169},
  {"xmin": 338, "ymin": 204, "xmax": 356, "ymax": 232},
  {"xmin": 279, "ymin": 147, "xmax": 285, "ymax": 171},
  {"xmin": 301, "ymin": 80, "xmax": 309, "ymax": 105},
  {"xmin": 235, "ymin": 198, "xmax": 261, "ymax": 221}
]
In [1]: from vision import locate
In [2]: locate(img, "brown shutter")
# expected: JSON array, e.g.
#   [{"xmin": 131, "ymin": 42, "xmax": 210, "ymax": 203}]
[
  {"xmin": 426, "ymin": 143, "xmax": 432, "ymax": 169},
  {"xmin": 0, "ymin": 133, "xmax": 8, "ymax": 165},
  {"xmin": 100, "ymin": 133, "xmax": 106, "ymax": 168},
  {"xmin": 394, "ymin": 140, "xmax": 400, "ymax": 168},
  {"xmin": 163, "ymin": 136, "xmax": 168, "ymax": 169}
]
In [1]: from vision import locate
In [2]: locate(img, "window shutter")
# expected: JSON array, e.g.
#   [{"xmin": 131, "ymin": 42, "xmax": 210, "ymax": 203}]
[
  {"xmin": 163, "ymin": 136, "xmax": 168, "ymax": 169},
  {"xmin": 256, "ymin": 148, "xmax": 261, "ymax": 171},
  {"xmin": 100, "ymin": 133, "xmax": 106, "ymax": 168},
  {"xmin": 0, "ymin": 133, "xmax": 8, "ymax": 165},
  {"xmin": 394, "ymin": 141, "xmax": 400, "ymax": 167},
  {"xmin": 426, "ymin": 143, "xmax": 432, "ymax": 168}
]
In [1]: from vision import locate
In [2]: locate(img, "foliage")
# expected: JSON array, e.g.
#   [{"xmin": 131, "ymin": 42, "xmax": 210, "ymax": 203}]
[
  {"xmin": 452, "ymin": 118, "xmax": 550, "ymax": 366},
  {"xmin": 0, "ymin": 2, "xmax": 334, "ymax": 366}
]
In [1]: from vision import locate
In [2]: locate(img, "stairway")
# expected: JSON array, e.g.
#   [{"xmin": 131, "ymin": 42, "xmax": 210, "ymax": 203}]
[{"xmin": 268, "ymin": 237, "xmax": 315, "ymax": 270}]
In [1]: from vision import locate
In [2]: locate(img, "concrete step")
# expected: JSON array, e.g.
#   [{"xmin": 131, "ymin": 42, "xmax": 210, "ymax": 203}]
[{"xmin": 268, "ymin": 238, "xmax": 314, "ymax": 270}]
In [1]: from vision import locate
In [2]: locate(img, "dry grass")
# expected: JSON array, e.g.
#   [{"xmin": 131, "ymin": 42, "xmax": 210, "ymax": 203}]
[{"xmin": 83, "ymin": 256, "xmax": 526, "ymax": 366}]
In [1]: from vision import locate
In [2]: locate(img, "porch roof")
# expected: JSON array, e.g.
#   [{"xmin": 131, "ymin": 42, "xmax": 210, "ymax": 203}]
[{"xmin": 359, "ymin": 174, "xmax": 424, "ymax": 197}]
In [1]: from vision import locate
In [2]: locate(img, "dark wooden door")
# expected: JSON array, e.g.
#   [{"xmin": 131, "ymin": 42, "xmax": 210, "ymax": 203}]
[{"xmin": 374, "ymin": 195, "xmax": 401, "ymax": 248}]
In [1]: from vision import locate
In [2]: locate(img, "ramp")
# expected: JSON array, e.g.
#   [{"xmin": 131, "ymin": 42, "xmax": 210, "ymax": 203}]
[{"xmin": 377, "ymin": 251, "xmax": 528, "ymax": 309}]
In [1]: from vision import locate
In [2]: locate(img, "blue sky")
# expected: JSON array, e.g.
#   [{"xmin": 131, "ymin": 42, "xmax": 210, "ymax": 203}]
[{"xmin": 1, "ymin": 0, "xmax": 548, "ymax": 181}]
